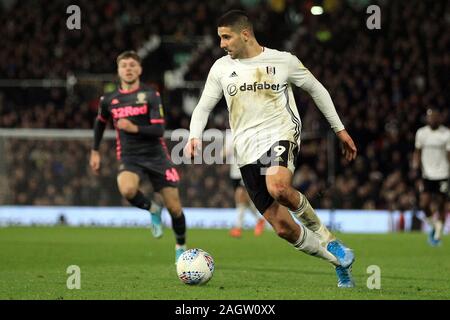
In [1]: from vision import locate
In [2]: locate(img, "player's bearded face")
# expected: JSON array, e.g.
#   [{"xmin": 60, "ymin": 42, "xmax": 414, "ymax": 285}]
[
  {"xmin": 118, "ymin": 58, "xmax": 142, "ymax": 84},
  {"xmin": 218, "ymin": 27, "xmax": 245, "ymax": 59}
]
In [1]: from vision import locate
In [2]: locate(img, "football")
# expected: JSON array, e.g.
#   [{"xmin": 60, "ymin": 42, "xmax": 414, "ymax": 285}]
[{"xmin": 176, "ymin": 248, "xmax": 215, "ymax": 285}]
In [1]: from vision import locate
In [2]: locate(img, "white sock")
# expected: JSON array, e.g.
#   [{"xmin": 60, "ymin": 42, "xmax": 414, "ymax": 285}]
[
  {"xmin": 315, "ymin": 224, "xmax": 335, "ymax": 243},
  {"xmin": 290, "ymin": 192, "xmax": 319, "ymax": 230},
  {"xmin": 150, "ymin": 200, "xmax": 161, "ymax": 213},
  {"xmin": 235, "ymin": 204, "xmax": 246, "ymax": 229},
  {"xmin": 434, "ymin": 220, "xmax": 443, "ymax": 241},
  {"xmin": 290, "ymin": 192, "xmax": 335, "ymax": 242},
  {"xmin": 294, "ymin": 225, "xmax": 339, "ymax": 266}
]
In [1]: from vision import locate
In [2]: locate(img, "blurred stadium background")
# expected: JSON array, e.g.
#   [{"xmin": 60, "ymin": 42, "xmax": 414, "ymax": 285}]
[{"xmin": 0, "ymin": 0, "xmax": 448, "ymax": 233}]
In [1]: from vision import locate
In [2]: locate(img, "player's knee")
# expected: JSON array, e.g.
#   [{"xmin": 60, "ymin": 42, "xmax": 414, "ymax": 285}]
[
  {"xmin": 166, "ymin": 201, "xmax": 182, "ymax": 216},
  {"xmin": 119, "ymin": 186, "xmax": 138, "ymax": 199},
  {"xmin": 267, "ymin": 183, "xmax": 290, "ymax": 203}
]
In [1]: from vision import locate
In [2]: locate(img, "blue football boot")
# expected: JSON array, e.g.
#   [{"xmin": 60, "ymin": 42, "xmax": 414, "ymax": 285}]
[
  {"xmin": 149, "ymin": 201, "xmax": 163, "ymax": 239},
  {"xmin": 335, "ymin": 265, "xmax": 355, "ymax": 288},
  {"xmin": 327, "ymin": 240, "xmax": 355, "ymax": 288},
  {"xmin": 428, "ymin": 228, "xmax": 441, "ymax": 247},
  {"xmin": 327, "ymin": 240, "xmax": 355, "ymax": 268},
  {"xmin": 175, "ymin": 245, "xmax": 187, "ymax": 264}
]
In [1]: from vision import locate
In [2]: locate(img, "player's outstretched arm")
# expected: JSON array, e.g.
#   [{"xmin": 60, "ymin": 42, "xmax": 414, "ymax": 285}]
[
  {"xmin": 301, "ymin": 76, "xmax": 356, "ymax": 161},
  {"xmin": 186, "ymin": 60, "xmax": 223, "ymax": 160},
  {"xmin": 90, "ymin": 95, "xmax": 112, "ymax": 175},
  {"xmin": 89, "ymin": 150, "xmax": 101, "ymax": 176},
  {"xmin": 288, "ymin": 55, "xmax": 347, "ymax": 135},
  {"xmin": 336, "ymin": 129, "xmax": 357, "ymax": 161},
  {"xmin": 186, "ymin": 94, "xmax": 222, "ymax": 160},
  {"xmin": 90, "ymin": 115, "xmax": 107, "ymax": 175},
  {"xmin": 186, "ymin": 96, "xmax": 218, "ymax": 160}
]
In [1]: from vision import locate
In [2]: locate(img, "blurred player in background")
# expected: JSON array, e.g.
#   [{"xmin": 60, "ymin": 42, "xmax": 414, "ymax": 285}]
[
  {"xmin": 89, "ymin": 51, "xmax": 187, "ymax": 261},
  {"xmin": 413, "ymin": 108, "xmax": 450, "ymax": 246},
  {"xmin": 185, "ymin": 10, "xmax": 357, "ymax": 287},
  {"xmin": 225, "ymin": 131, "xmax": 266, "ymax": 238}
]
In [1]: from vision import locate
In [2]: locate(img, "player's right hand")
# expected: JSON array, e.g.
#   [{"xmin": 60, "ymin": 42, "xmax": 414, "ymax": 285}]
[
  {"xmin": 89, "ymin": 150, "xmax": 101, "ymax": 175},
  {"xmin": 184, "ymin": 138, "xmax": 202, "ymax": 159}
]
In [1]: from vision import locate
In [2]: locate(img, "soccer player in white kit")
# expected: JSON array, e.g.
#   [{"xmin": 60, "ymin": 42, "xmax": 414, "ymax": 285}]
[
  {"xmin": 413, "ymin": 108, "xmax": 450, "ymax": 246},
  {"xmin": 185, "ymin": 10, "xmax": 357, "ymax": 287}
]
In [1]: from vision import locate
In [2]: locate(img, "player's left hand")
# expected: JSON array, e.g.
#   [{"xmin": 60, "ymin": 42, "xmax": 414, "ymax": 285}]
[
  {"xmin": 184, "ymin": 138, "xmax": 202, "ymax": 159},
  {"xmin": 336, "ymin": 129, "xmax": 357, "ymax": 161},
  {"xmin": 117, "ymin": 118, "xmax": 138, "ymax": 133}
]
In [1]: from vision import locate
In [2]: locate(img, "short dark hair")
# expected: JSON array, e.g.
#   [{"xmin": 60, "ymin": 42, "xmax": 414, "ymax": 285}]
[
  {"xmin": 116, "ymin": 50, "xmax": 141, "ymax": 65},
  {"xmin": 217, "ymin": 10, "xmax": 253, "ymax": 33}
]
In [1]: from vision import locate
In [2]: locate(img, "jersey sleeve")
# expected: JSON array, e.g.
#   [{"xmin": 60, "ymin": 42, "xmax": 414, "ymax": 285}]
[
  {"xmin": 96, "ymin": 96, "xmax": 110, "ymax": 123},
  {"xmin": 287, "ymin": 53, "xmax": 311, "ymax": 88},
  {"xmin": 135, "ymin": 90, "xmax": 165, "ymax": 139},
  {"xmin": 414, "ymin": 129, "xmax": 423, "ymax": 149},
  {"xmin": 92, "ymin": 96, "xmax": 110, "ymax": 150},
  {"xmin": 148, "ymin": 90, "xmax": 165, "ymax": 125},
  {"xmin": 201, "ymin": 61, "xmax": 224, "ymax": 100},
  {"xmin": 188, "ymin": 62, "xmax": 223, "ymax": 140},
  {"xmin": 287, "ymin": 53, "xmax": 345, "ymax": 133}
]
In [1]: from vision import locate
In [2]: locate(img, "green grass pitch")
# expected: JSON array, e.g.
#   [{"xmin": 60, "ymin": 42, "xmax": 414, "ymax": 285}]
[{"xmin": 0, "ymin": 227, "xmax": 448, "ymax": 300}]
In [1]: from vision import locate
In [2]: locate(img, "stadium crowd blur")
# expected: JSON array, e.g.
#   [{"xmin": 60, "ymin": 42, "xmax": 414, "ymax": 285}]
[{"xmin": 1, "ymin": 0, "xmax": 448, "ymax": 211}]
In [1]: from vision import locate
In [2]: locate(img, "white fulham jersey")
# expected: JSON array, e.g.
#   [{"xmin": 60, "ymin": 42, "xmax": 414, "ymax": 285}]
[
  {"xmin": 189, "ymin": 47, "xmax": 345, "ymax": 167},
  {"xmin": 415, "ymin": 125, "xmax": 450, "ymax": 180}
]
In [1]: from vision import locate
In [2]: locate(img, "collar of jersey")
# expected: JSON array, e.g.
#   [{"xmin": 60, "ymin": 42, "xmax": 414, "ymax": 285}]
[
  {"xmin": 237, "ymin": 46, "xmax": 266, "ymax": 62},
  {"xmin": 119, "ymin": 86, "xmax": 141, "ymax": 94}
]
